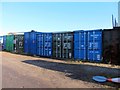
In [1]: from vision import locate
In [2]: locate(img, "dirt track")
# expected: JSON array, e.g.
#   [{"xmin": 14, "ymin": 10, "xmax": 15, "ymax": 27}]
[{"xmin": 1, "ymin": 51, "xmax": 119, "ymax": 88}]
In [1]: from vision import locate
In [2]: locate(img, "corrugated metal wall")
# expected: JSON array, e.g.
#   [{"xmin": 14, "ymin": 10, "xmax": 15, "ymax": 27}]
[{"xmin": 53, "ymin": 32, "xmax": 73, "ymax": 59}]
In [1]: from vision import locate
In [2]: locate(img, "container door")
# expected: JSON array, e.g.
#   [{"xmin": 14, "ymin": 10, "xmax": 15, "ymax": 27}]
[
  {"xmin": 74, "ymin": 31, "xmax": 87, "ymax": 60},
  {"xmin": 53, "ymin": 33, "xmax": 62, "ymax": 58},
  {"xmin": 44, "ymin": 33, "xmax": 52, "ymax": 57},
  {"xmin": 62, "ymin": 33, "xmax": 73, "ymax": 59},
  {"xmin": 37, "ymin": 33, "xmax": 44, "ymax": 56},
  {"xmin": 87, "ymin": 30, "xmax": 102, "ymax": 62},
  {"xmin": 24, "ymin": 32, "xmax": 30, "ymax": 54},
  {"xmin": 16, "ymin": 35, "xmax": 24, "ymax": 53}
]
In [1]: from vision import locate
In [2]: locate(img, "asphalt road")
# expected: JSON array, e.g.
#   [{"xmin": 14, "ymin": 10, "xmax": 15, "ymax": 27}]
[{"xmin": 1, "ymin": 51, "xmax": 117, "ymax": 88}]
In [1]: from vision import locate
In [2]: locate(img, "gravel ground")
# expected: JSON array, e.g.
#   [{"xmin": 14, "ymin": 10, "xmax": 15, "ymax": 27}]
[{"xmin": 1, "ymin": 51, "xmax": 120, "ymax": 88}]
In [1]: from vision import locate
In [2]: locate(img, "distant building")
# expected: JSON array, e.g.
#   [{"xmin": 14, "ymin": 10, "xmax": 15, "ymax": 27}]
[{"xmin": 118, "ymin": 1, "xmax": 120, "ymax": 26}]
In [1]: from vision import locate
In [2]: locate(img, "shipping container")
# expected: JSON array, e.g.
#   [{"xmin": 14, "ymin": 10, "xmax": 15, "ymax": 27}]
[
  {"xmin": 52, "ymin": 32, "xmax": 73, "ymax": 59},
  {"xmin": 24, "ymin": 30, "xmax": 40, "ymax": 55},
  {"xmin": 103, "ymin": 27, "xmax": 120, "ymax": 64},
  {"xmin": 87, "ymin": 30, "xmax": 102, "ymax": 62},
  {"xmin": 6, "ymin": 35, "xmax": 14, "ymax": 52},
  {"xmin": 3, "ymin": 36, "xmax": 6, "ymax": 50},
  {"xmin": 74, "ymin": 30, "xmax": 87, "ymax": 60},
  {"xmin": 36, "ymin": 33, "xmax": 52, "ymax": 57},
  {"xmin": 14, "ymin": 34, "xmax": 24, "ymax": 54}
]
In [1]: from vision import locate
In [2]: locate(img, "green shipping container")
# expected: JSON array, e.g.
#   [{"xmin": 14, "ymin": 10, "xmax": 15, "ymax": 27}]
[{"xmin": 6, "ymin": 35, "xmax": 14, "ymax": 52}]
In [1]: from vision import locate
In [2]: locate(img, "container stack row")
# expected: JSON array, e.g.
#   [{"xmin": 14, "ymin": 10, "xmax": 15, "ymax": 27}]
[{"xmin": 1, "ymin": 27, "xmax": 120, "ymax": 64}]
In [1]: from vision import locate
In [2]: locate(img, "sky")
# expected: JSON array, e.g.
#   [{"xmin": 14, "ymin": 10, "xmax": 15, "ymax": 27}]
[{"xmin": 1, "ymin": 2, "xmax": 118, "ymax": 35}]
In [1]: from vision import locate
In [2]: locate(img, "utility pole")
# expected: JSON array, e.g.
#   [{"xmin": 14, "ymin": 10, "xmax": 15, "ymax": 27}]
[{"xmin": 112, "ymin": 14, "xmax": 114, "ymax": 28}]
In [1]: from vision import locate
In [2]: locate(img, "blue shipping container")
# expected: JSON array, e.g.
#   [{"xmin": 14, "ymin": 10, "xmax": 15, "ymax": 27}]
[
  {"xmin": 24, "ymin": 31, "xmax": 39, "ymax": 55},
  {"xmin": 87, "ymin": 30, "xmax": 102, "ymax": 61},
  {"xmin": 74, "ymin": 31, "xmax": 87, "ymax": 60},
  {"xmin": 3, "ymin": 36, "xmax": 6, "ymax": 50}
]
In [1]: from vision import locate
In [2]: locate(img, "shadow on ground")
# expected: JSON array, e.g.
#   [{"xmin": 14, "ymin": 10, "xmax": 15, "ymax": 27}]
[{"xmin": 22, "ymin": 59, "xmax": 120, "ymax": 88}]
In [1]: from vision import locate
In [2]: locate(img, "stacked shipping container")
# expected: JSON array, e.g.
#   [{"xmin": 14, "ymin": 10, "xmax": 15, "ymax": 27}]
[{"xmin": 53, "ymin": 32, "xmax": 73, "ymax": 59}]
